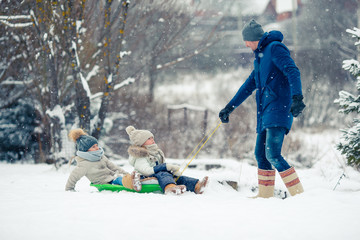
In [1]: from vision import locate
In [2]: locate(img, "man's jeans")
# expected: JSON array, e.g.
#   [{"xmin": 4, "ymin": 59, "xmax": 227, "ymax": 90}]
[{"xmin": 254, "ymin": 127, "xmax": 291, "ymax": 172}]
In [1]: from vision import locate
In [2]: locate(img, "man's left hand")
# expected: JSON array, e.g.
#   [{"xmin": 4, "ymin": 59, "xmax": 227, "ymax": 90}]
[{"xmin": 219, "ymin": 104, "xmax": 235, "ymax": 123}]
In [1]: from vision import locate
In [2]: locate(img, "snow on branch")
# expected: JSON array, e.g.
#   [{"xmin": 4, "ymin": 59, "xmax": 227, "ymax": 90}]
[
  {"xmin": 167, "ymin": 103, "xmax": 206, "ymax": 112},
  {"xmin": 71, "ymin": 41, "xmax": 91, "ymax": 98},
  {"xmin": 89, "ymin": 77, "xmax": 135, "ymax": 100},
  {"xmin": 346, "ymin": 27, "xmax": 360, "ymax": 46},
  {"xmin": 85, "ymin": 65, "xmax": 100, "ymax": 82},
  {"xmin": 113, "ymin": 77, "xmax": 135, "ymax": 90},
  {"xmin": 120, "ymin": 51, "xmax": 131, "ymax": 58},
  {"xmin": 79, "ymin": 72, "xmax": 91, "ymax": 98},
  {"xmin": 157, "ymin": 57, "xmax": 184, "ymax": 69},
  {"xmin": 72, "ymin": 41, "xmax": 80, "ymax": 66},
  {"xmin": 90, "ymin": 92, "xmax": 103, "ymax": 100},
  {"xmin": 335, "ymin": 90, "xmax": 360, "ymax": 114},
  {"xmin": 46, "ymin": 105, "xmax": 65, "ymax": 124},
  {"xmin": 1, "ymin": 80, "xmax": 33, "ymax": 85},
  {"xmin": 155, "ymin": 40, "xmax": 218, "ymax": 71},
  {"xmin": 0, "ymin": 14, "xmax": 33, "ymax": 28},
  {"xmin": 29, "ymin": 10, "xmax": 38, "ymax": 28},
  {"xmin": 0, "ymin": 20, "xmax": 33, "ymax": 28},
  {"xmin": 356, "ymin": 76, "xmax": 360, "ymax": 90},
  {"xmin": 343, "ymin": 59, "xmax": 360, "ymax": 77},
  {"xmin": 0, "ymin": 15, "xmax": 31, "ymax": 20}
]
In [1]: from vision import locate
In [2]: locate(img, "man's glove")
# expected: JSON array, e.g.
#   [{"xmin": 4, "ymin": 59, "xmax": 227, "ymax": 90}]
[
  {"xmin": 219, "ymin": 104, "xmax": 235, "ymax": 123},
  {"xmin": 290, "ymin": 95, "xmax": 306, "ymax": 117}
]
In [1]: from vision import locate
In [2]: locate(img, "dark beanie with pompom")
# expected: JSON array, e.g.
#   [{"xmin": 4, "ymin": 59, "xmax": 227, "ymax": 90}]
[{"xmin": 68, "ymin": 129, "xmax": 98, "ymax": 152}]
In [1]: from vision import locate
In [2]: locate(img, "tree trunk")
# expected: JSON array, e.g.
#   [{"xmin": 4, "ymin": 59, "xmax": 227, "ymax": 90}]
[
  {"xmin": 47, "ymin": 47, "xmax": 64, "ymax": 162},
  {"xmin": 149, "ymin": 57, "xmax": 157, "ymax": 103},
  {"xmin": 92, "ymin": 0, "xmax": 129, "ymax": 138},
  {"xmin": 93, "ymin": 85, "xmax": 110, "ymax": 139},
  {"xmin": 67, "ymin": 0, "xmax": 91, "ymax": 131}
]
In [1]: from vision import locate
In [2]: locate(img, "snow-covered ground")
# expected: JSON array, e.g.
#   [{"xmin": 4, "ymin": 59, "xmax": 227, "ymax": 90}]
[{"xmin": 1, "ymin": 149, "xmax": 360, "ymax": 240}]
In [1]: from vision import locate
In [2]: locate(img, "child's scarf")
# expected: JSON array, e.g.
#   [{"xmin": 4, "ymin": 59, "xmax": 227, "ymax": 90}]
[
  {"xmin": 76, "ymin": 147, "xmax": 104, "ymax": 162},
  {"xmin": 144, "ymin": 144, "xmax": 165, "ymax": 164}
]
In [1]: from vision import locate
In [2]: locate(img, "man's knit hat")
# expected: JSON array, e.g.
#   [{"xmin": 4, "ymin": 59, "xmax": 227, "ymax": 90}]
[
  {"xmin": 242, "ymin": 19, "xmax": 264, "ymax": 41},
  {"xmin": 68, "ymin": 129, "xmax": 98, "ymax": 152},
  {"xmin": 126, "ymin": 126, "xmax": 154, "ymax": 146}
]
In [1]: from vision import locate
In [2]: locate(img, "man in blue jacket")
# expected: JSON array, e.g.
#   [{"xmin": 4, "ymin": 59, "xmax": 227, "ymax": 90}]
[{"xmin": 219, "ymin": 19, "xmax": 305, "ymax": 198}]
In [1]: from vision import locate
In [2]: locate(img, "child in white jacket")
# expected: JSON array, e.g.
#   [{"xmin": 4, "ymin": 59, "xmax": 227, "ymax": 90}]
[
  {"xmin": 126, "ymin": 126, "xmax": 208, "ymax": 195},
  {"xmin": 65, "ymin": 129, "xmax": 141, "ymax": 192}
]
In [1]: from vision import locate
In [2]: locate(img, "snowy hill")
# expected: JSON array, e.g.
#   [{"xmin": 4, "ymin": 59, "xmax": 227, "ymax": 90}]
[{"xmin": 1, "ymin": 153, "xmax": 360, "ymax": 240}]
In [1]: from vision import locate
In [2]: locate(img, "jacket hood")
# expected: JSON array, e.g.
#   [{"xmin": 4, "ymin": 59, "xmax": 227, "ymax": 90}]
[{"xmin": 257, "ymin": 30, "xmax": 283, "ymax": 51}]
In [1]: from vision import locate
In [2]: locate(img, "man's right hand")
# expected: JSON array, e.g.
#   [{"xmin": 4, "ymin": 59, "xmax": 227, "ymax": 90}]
[{"xmin": 219, "ymin": 105, "xmax": 235, "ymax": 123}]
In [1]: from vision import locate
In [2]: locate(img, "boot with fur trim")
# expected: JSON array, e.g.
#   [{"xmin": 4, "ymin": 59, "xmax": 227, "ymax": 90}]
[
  {"xmin": 164, "ymin": 184, "xmax": 186, "ymax": 195},
  {"xmin": 195, "ymin": 176, "xmax": 209, "ymax": 194},
  {"xmin": 251, "ymin": 169, "xmax": 275, "ymax": 198}
]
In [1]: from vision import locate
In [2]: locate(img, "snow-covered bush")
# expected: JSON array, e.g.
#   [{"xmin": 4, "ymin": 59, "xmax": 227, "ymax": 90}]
[
  {"xmin": 0, "ymin": 99, "xmax": 39, "ymax": 162},
  {"xmin": 335, "ymin": 27, "xmax": 360, "ymax": 168}
]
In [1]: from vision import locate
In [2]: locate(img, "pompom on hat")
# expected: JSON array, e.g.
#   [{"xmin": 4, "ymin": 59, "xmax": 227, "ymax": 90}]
[
  {"xmin": 126, "ymin": 126, "xmax": 154, "ymax": 146},
  {"xmin": 242, "ymin": 19, "xmax": 264, "ymax": 41},
  {"xmin": 68, "ymin": 128, "xmax": 98, "ymax": 152}
]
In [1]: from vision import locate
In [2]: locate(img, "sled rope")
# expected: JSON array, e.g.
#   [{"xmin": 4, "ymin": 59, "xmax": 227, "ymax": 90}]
[
  {"xmin": 175, "ymin": 120, "xmax": 222, "ymax": 181},
  {"xmin": 183, "ymin": 121, "xmax": 220, "ymax": 161}
]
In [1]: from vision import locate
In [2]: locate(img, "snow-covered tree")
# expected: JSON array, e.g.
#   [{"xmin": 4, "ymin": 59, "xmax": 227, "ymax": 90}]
[
  {"xmin": 0, "ymin": 99, "xmax": 39, "ymax": 162},
  {"xmin": 1, "ymin": 0, "xmax": 222, "ymax": 162},
  {"xmin": 0, "ymin": 0, "xmax": 131, "ymax": 163},
  {"xmin": 335, "ymin": 27, "xmax": 360, "ymax": 168}
]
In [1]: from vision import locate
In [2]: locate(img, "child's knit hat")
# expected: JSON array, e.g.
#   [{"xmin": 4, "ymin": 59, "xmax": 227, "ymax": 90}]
[
  {"xmin": 68, "ymin": 129, "xmax": 98, "ymax": 152},
  {"xmin": 126, "ymin": 126, "xmax": 154, "ymax": 146}
]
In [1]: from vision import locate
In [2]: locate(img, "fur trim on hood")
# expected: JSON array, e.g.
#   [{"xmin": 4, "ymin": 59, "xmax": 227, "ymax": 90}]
[{"xmin": 128, "ymin": 145, "xmax": 149, "ymax": 158}]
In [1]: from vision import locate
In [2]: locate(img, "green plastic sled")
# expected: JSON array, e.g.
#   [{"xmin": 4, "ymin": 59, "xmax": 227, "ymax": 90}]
[{"xmin": 90, "ymin": 183, "xmax": 163, "ymax": 194}]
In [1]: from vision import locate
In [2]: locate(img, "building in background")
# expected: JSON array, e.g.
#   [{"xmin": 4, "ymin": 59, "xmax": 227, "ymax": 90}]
[{"xmin": 184, "ymin": 0, "xmax": 306, "ymax": 69}]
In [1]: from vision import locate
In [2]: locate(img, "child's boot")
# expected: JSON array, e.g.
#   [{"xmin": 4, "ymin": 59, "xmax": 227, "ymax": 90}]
[
  {"xmin": 279, "ymin": 166, "xmax": 304, "ymax": 196},
  {"xmin": 122, "ymin": 172, "xmax": 142, "ymax": 192},
  {"xmin": 194, "ymin": 176, "xmax": 209, "ymax": 194},
  {"xmin": 131, "ymin": 171, "xmax": 142, "ymax": 192},
  {"xmin": 164, "ymin": 184, "xmax": 186, "ymax": 195}
]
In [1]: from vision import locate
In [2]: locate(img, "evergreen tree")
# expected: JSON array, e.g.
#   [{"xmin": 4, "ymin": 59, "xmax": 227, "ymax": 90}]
[
  {"xmin": 0, "ymin": 99, "xmax": 38, "ymax": 162},
  {"xmin": 335, "ymin": 27, "xmax": 360, "ymax": 168}
]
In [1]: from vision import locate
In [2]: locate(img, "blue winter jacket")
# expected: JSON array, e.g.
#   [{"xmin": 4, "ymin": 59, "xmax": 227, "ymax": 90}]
[{"xmin": 228, "ymin": 31, "xmax": 302, "ymax": 134}]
